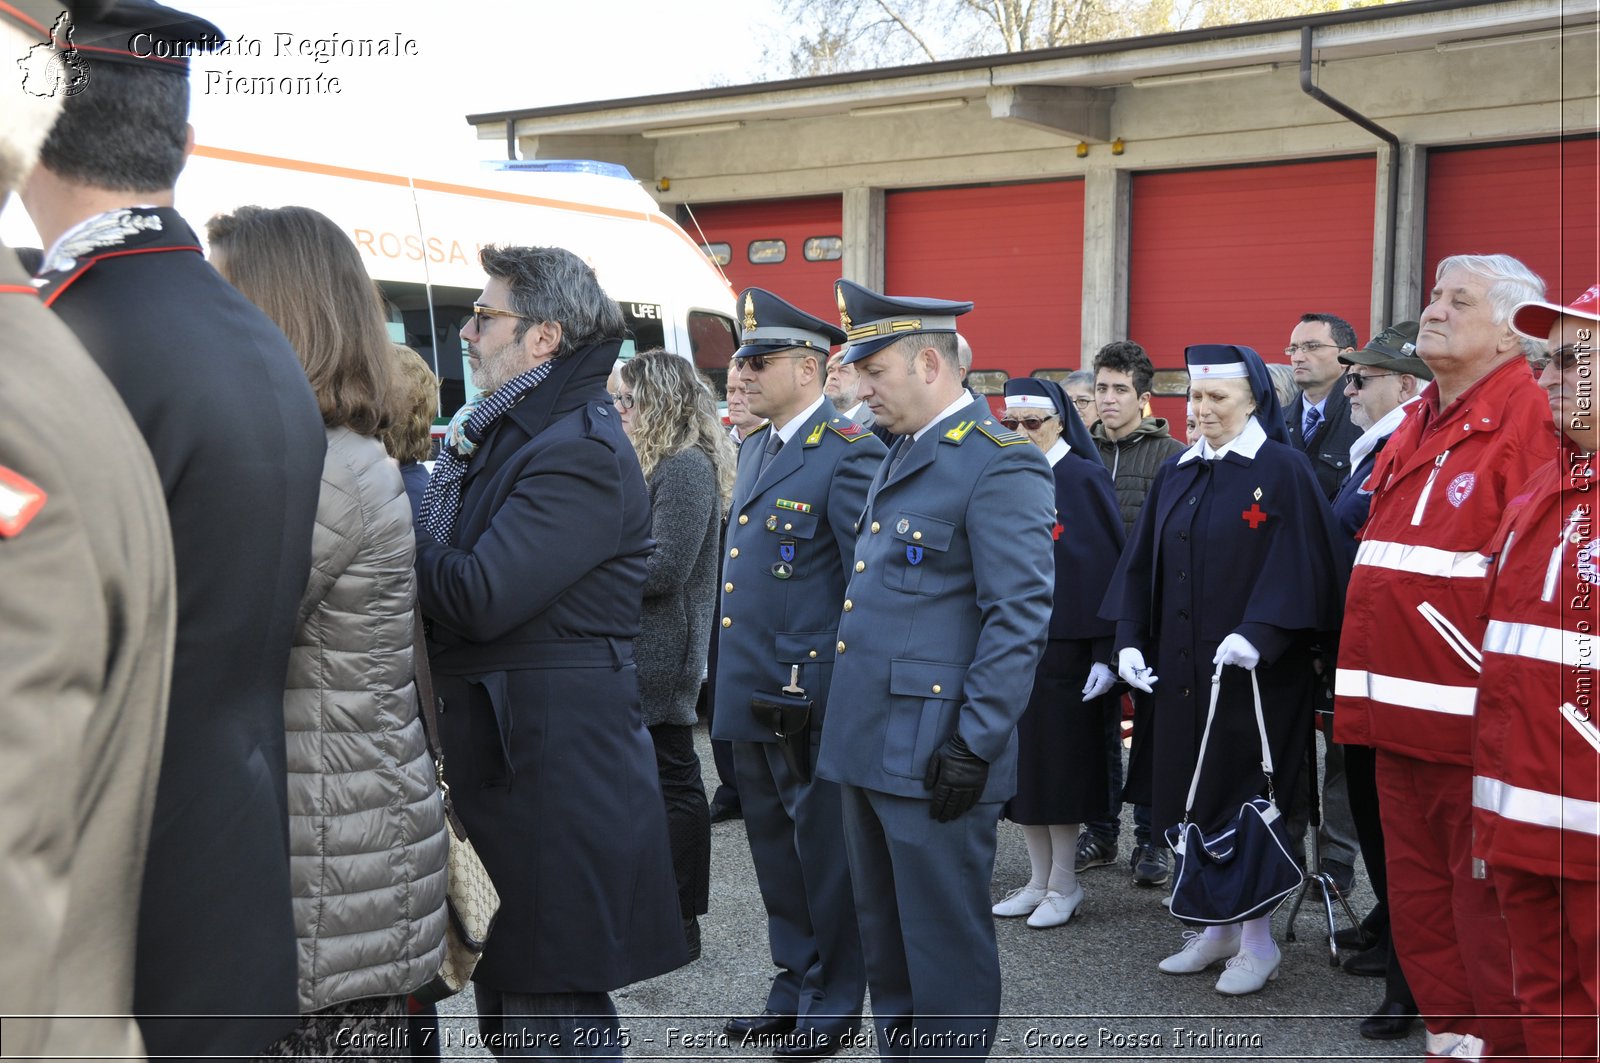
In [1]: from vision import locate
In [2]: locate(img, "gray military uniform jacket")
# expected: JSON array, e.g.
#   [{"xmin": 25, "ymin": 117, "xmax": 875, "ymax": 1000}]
[
  {"xmin": 285, "ymin": 426, "xmax": 448, "ymax": 1011},
  {"xmin": 817, "ymin": 397, "xmax": 1055, "ymax": 800},
  {"xmin": 712, "ymin": 398, "xmax": 884, "ymax": 742}
]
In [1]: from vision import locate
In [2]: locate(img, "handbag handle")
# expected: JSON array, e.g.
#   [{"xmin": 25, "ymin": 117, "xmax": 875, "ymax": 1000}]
[
  {"xmin": 1181, "ymin": 663, "xmax": 1273, "ymax": 819},
  {"xmin": 413, "ymin": 605, "xmax": 467, "ymax": 838}
]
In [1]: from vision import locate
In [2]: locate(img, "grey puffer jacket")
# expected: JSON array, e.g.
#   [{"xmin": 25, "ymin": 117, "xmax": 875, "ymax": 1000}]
[
  {"xmin": 637, "ymin": 446, "xmax": 721, "ymax": 728},
  {"xmin": 1090, "ymin": 417, "xmax": 1188, "ymax": 534},
  {"xmin": 285, "ymin": 426, "xmax": 448, "ymax": 1012}
]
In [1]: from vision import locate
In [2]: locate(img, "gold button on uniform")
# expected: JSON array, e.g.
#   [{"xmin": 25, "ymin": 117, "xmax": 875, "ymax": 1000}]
[
  {"xmin": 855, "ymin": 561, "xmax": 866, "ymax": 572},
  {"xmin": 932, "ymin": 684, "xmax": 942, "ymax": 694},
  {"xmin": 722, "ymin": 617, "xmax": 732, "ymax": 628},
  {"xmin": 843, "ymin": 600, "xmax": 853, "ymax": 612},
  {"xmin": 738, "ymin": 515, "xmax": 749, "ymax": 525},
  {"xmin": 808, "ymin": 650, "xmax": 818, "ymax": 659},
  {"xmin": 730, "ymin": 548, "xmax": 740, "ymax": 558},
  {"xmin": 912, "ymin": 531, "xmax": 923, "ymax": 541},
  {"xmin": 836, "ymin": 641, "xmax": 846, "ymax": 654},
  {"xmin": 724, "ymin": 582, "xmax": 734, "ymax": 593},
  {"xmin": 871, "ymin": 521, "xmax": 881, "ymax": 533}
]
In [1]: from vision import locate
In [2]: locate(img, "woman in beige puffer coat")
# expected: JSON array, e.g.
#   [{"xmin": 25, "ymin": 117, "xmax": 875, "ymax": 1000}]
[{"xmin": 209, "ymin": 205, "xmax": 448, "ymax": 1055}]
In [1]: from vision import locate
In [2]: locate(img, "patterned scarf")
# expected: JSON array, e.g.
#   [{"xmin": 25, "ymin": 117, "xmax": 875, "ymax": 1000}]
[{"xmin": 420, "ymin": 360, "xmax": 555, "ymax": 544}]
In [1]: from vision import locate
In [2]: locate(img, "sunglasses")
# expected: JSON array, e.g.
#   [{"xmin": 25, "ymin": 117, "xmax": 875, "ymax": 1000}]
[
  {"xmin": 1529, "ymin": 344, "xmax": 1588, "ymax": 375},
  {"xmin": 742, "ymin": 352, "xmax": 807, "ymax": 372},
  {"xmin": 1343, "ymin": 370, "xmax": 1395, "ymax": 391},
  {"xmin": 458, "ymin": 303, "xmax": 531, "ymax": 332},
  {"xmin": 1000, "ymin": 416, "xmax": 1055, "ymax": 431}
]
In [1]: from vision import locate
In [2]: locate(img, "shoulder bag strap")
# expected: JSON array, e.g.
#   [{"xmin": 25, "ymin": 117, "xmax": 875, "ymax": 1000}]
[
  {"xmin": 1182, "ymin": 663, "xmax": 1272, "ymax": 819},
  {"xmin": 413, "ymin": 605, "xmax": 467, "ymax": 838}
]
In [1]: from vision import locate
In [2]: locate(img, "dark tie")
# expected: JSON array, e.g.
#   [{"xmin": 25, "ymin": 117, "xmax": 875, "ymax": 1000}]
[
  {"xmin": 885, "ymin": 437, "xmax": 912, "ymax": 479},
  {"xmin": 1302, "ymin": 404, "xmax": 1323, "ymax": 445},
  {"xmin": 757, "ymin": 430, "xmax": 784, "ymax": 478}
]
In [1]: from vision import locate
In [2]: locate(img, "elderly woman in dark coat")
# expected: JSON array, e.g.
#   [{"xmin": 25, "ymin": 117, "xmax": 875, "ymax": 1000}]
[
  {"xmin": 1104, "ymin": 344, "xmax": 1342, "ymax": 997},
  {"xmin": 615, "ymin": 350, "xmax": 737, "ymax": 958},
  {"xmin": 990, "ymin": 377, "xmax": 1125, "ymax": 930}
]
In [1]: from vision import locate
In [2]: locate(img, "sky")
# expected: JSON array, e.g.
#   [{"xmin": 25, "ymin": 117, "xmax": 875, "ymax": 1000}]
[{"xmin": 175, "ymin": 0, "xmax": 787, "ymax": 172}]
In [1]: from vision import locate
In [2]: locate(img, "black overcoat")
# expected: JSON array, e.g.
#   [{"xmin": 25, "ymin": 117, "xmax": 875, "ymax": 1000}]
[
  {"xmin": 1102, "ymin": 426, "xmax": 1344, "ymax": 836},
  {"xmin": 415, "ymin": 339, "xmax": 688, "ymax": 993},
  {"xmin": 40, "ymin": 208, "xmax": 323, "ymax": 1058}
]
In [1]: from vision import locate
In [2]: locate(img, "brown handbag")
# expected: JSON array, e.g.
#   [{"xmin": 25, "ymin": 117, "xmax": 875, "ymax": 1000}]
[{"xmin": 411, "ymin": 607, "xmax": 501, "ymax": 1003}]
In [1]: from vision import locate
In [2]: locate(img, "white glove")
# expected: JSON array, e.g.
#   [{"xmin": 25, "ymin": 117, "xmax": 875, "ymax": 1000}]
[
  {"xmin": 1081, "ymin": 662, "xmax": 1117, "ymax": 700},
  {"xmin": 1213, "ymin": 633, "xmax": 1261, "ymax": 670},
  {"xmin": 1117, "ymin": 647, "xmax": 1158, "ymax": 693}
]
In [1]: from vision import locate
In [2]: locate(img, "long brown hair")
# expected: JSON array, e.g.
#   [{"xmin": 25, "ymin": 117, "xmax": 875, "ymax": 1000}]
[
  {"xmin": 207, "ymin": 205, "xmax": 393, "ymax": 435},
  {"xmin": 621, "ymin": 350, "xmax": 736, "ymax": 512}
]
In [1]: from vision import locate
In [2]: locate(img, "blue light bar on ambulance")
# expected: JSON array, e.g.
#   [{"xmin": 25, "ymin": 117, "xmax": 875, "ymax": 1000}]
[{"xmin": 486, "ymin": 159, "xmax": 635, "ymax": 180}]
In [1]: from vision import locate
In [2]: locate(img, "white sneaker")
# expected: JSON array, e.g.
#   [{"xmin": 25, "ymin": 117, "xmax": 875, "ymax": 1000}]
[
  {"xmin": 1214, "ymin": 942, "xmax": 1282, "ymax": 996},
  {"xmin": 991, "ymin": 884, "xmax": 1048, "ymax": 917},
  {"xmin": 1158, "ymin": 929, "xmax": 1241, "ymax": 974},
  {"xmin": 1025, "ymin": 885, "xmax": 1084, "ymax": 928},
  {"xmin": 1441, "ymin": 1033, "xmax": 1485, "ymax": 1059}
]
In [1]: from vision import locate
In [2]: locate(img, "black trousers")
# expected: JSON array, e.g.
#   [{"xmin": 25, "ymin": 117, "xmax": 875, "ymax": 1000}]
[{"xmin": 649, "ymin": 721, "xmax": 711, "ymax": 918}]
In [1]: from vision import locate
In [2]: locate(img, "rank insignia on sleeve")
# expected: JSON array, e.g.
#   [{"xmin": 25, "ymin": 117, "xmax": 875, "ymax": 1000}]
[
  {"xmin": 775, "ymin": 499, "xmax": 812, "ymax": 514},
  {"xmin": 0, "ymin": 466, "xmax": 47, "ymax": 538}
]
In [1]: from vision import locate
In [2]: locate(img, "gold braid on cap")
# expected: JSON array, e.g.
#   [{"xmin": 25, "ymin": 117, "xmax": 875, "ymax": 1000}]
[
  {"xmin": 836, "ymin": 287, "xmax": 852, "ymax": 331},
  {"xmin": 743, "ymin": 293, "xmax": 758, "ymax": 334}
]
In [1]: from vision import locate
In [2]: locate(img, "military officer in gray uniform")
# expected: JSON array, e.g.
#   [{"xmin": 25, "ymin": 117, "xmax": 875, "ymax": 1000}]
[
  {"xmin": 817, "ymin": 280, "xmax": 1055, "ymax": 1061},
  {"xmin": 714, "ymin": 288, "xmax": 885, "ymax": 1059}
]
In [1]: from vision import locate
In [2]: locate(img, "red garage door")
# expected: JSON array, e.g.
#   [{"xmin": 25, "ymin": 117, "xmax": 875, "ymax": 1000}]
[
  {"xmin": 1129, "ymin": 157, "xmax": 1377, "ymax": 424},
  {"xmin": 687, "ymin": 196, "xmax": 844, "ymax": 324},
  {"xmin": 885, "ymin": 180, "xmax": 1085, "ymax": 386},
  {"xmin": 1424, "ymin": 137, "xmax": 1600, "ymax": 309}
]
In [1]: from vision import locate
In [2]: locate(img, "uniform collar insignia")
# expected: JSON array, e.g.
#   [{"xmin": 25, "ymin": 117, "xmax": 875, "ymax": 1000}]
[{"xmin": 41, "ymin": 207, "xmax": 167, "ymax": 274}]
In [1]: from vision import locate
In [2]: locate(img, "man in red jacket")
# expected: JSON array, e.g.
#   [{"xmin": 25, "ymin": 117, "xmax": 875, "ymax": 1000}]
[
  {"xmin": 1334, "ymin": 253, "xmax": 1556, "ymax": 1060},
  {"xmin": 1474, "ymin": 284, "xmax": 1600, "ymax": 1063}
]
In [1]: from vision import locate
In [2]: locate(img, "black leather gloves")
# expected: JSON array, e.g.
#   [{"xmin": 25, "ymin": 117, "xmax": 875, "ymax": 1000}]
[{"xmin": 923, "ymin": 734, "xmax": 988, "ymax": 822}]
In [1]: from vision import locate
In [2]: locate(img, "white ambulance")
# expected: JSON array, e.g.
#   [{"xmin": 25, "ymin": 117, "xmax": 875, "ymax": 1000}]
[{"xmin": 5, "ymin": 145, "xmax": 738, "ymax": 415}]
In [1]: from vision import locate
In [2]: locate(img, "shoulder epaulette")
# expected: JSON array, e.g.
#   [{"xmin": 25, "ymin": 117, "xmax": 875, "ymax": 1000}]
[
  {"xmin": 825, "ymin": 417, "xmax": 872, "ymax": 442},
  {"xmin": 975, "ymin": 419, "xmax": 1030, "ymax": 446}
]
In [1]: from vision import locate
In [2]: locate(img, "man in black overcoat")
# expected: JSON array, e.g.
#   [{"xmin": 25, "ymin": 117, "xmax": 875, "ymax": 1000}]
[
  {"xmin": 415, "ymin": 245, "xmax": 686, "ymax": 1056},
  {"xmin": 20, "ymin": 3, "xmax": 324, "ymax": 1057}
]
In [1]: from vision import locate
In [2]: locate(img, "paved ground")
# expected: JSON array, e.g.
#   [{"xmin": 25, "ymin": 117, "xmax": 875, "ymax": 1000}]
[{"xmin": 433, "ymin": 723, "xmax": 1414, "ymax": 1062}]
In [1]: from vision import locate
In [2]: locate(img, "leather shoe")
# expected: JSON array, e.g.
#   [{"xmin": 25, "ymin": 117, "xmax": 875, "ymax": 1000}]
[
  {"xmin": 1333, "ymin": 923, "xmax": 1378, "ymax": 951},
  {"xmin": 1215, "ymin": 942, "xmax": 1281, "ymax": 996},
  {"xmin": 1025, "ymin": 884, "xmax": 1084, "ymax": 928},
  {"xmin": 726, "ymin": 1010, "xmax": 796, "ymax": 1041},
  {"xmin": 709, "ymin": 800, "xmax": 742, "ymax": 824},
  {"xmin": 773, "ymin": 1026, "xmax": 854, "ymax": 1060},
  {"xmin": 1159, "ymin": 929, "xmax": 1240, "ymax": 974},
  {"xmin": 1342, "ymin": 942, "xmax": 1387, "ymax": 977},
  {"xmin": 1359, "ymin": 999, "xmax": 1418, "ymax": 1040}
]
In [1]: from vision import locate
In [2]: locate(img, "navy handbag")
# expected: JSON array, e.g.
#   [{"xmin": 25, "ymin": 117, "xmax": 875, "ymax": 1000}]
[{"xmin": 1166, "ymin": 664, "xmax": 1304, "ymax": 927}]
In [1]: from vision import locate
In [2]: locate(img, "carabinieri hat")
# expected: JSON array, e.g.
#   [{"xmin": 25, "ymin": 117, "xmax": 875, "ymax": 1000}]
[
  {"xmin": 1339, "ymin": 321, "xmax": 1432, "ymax": 380},
  {"xmin": 59, "ymin": 0, "xmax": 223, "ymax": 75},
  {"xmin": 734, "ymin": 287, "xmax": 845, "ymax": 360},
  {"xmin": 834, "ymin": 278, "xmax": 973, "ymax": 365}
]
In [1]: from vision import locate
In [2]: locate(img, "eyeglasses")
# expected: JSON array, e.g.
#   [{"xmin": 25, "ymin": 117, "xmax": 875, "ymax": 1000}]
[
  {"xmin": 1343, "ymin": 370, "xmax": 1395, "ymax": 391},
  {"xmin": 742, "ymin": 352, "xmax": 807, "ymax": 373},
  {"xmin": 458, "ymin": 303, "xmax": 531, "ymax": 332},
  {"xmin": 1530, "ymin": 344, "xmax": 1587, "ymax": 375},
  {"xmin": 1285, "ymin": 341, "xmax": 1345, "ymax": 357},
  {"xmin": 611, "ymin": 392, "xmax": 636, "ymax": 411},
  {"xmin": 1000, "ymin": 416, "xmax": 1055, "ymax": 431},
  {"xmin": 1070, "ymin": 397, "xmax": 1095, "ymax": 410}
]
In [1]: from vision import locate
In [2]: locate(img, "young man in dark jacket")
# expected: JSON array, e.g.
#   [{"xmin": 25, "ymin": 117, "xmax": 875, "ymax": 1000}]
[{"xmin": 1081, "ymin": 342, "xmax": 1185, "ymax": 885}]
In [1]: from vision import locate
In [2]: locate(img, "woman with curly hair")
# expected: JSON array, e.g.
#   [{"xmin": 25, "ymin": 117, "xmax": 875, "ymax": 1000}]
[{"xmin": 615, "ymin": 350, "xmax": 737, "ymax": 959}]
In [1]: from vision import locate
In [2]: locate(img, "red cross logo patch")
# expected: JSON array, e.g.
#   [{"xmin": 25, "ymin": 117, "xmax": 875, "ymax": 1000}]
[{"xmin": 1241, "ymin": 503, "xmax": 1268, "ymax": 529}]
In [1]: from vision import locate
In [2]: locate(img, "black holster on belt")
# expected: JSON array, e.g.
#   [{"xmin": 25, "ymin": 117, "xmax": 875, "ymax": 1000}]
[{"xmin": 752, "ymin": 666, "xmax": 813, "ymax": 783}]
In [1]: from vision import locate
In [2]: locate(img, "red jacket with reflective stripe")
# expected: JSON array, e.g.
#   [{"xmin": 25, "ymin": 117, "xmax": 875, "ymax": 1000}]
[
  {"xmin": 1334, "ymin": 357, "xmax": 1556, "ymax": 763},
  {"xmin": 1473, "ymin": 445, "xmax": 1600, "ymax": 880}
]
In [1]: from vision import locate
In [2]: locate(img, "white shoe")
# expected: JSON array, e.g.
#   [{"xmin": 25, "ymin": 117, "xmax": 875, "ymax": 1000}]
[
  {"xmin": 1424, "ymin": 1031, "xmax": 1484, "ymax": 1060},
  {"xmin": 1215, "ymin": 942, "xmax": 1281, "ymax": 995},
  {"xmin": 1158, "ymin": 929, "xmax": 1241, "ymax": 974},
  {"xmin": 1025, "ymin": 885, "xmax": 1084, "ymax": 928},
  {"xmin": 991, "ymin": 884, "xmax": 1048, "ymax": 917}
]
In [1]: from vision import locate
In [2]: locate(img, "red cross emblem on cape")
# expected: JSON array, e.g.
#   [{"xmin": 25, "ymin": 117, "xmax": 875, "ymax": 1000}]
[
  {"xmin": 0, "ymin": 466, "xmax": 47, "ymax": 538},
  {"xmin": 1241, "ymin": 503, "xmax": 1268, "ymax": 529},
  {"xmin": 1051, "ymin": 521, "xmax": 1064, "ymax": 541}
]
